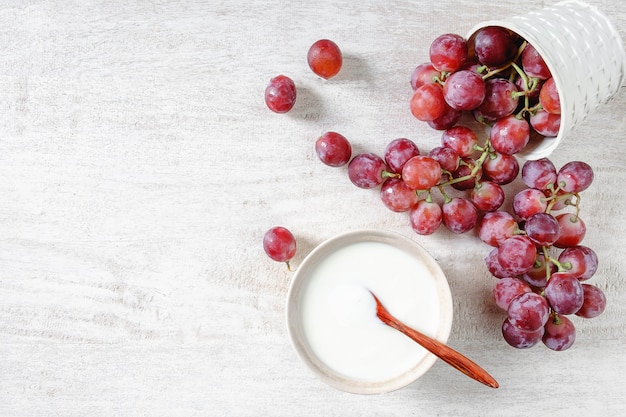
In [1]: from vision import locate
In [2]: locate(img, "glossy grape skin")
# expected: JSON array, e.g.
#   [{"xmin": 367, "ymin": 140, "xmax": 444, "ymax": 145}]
[
  {"xmin": 478, "ymin": 78, "xmax": 519, "ymax": 120},
  {"xmin": 402, "ymin": 156, "xmax": 441, "ymax": 191},
  {"xmin": 522, "ymin": 158, "xmax": 557, "ymax": 190},
  {"xmin": 410, "ymin": 83, "xmax": 446, "ymax": 121},
  {"xmin": 558, "ymin": 245, "xmax": 598, "ymax": 281},
  {"xmin": 478, "ymin": 211, "xmax": 518, "ymax": 247},
  {"xmin": 380, "ymin": 178, "xmax": 419, "ymax": 212},
  {"xmin": 542, "ymin": 314, "xmax": 575, "ymax": 351},
  {"xmin": 470, "ymin": 180, "xmax": 505, "ymax": 212},
  {"xmin": 264, "ymin": 75, "xmax": 297, "ymax": 113},
  {"xmin": 411, "ymin": 62, "xmax": 440, "ymax": 90},
  {"xmin": 443, "ymin": 70, "xmax": 486, "ymax": 111},
  {"xmin": 442, "ymin": 197, "xmax": 478, "ymax": 234},
  {"xmin": 307, "ymin": 39, "xmax": 342, "ymax": 79},
  {"xmin": 409, "ymin": 200, "xmax": 443, "ymax": 235},
  {"xmin": 490, "ymin": 115, "xmax": 530, "ymax": 155},
  {"xmin": 497, "ymin": 235, "xmax": 537, "ymax": 275},
  {"xmin": 502, "ymin": 318, "xmax": 544, "ymax": 349},
  {"xmin": 530, "ymin": 109, "xmax": 561, "ymax": 137},
  {"xmin": 554, "ymin": 213, "xmax": 586, "ymax": 248},
  {"xmin": 513, "ymin": 188, "xmax": 547, "ymax": 220},
  {"xmin": 315, "ymin": 132, "xmax": 352, "ymax": 167},
  {"xmin": 493, "ymin": 277, "xmax": 532, "ymax": 310},
  {"xmin": 545, "ymin": 272, "xmax": 584, "ymax": 315},
  {"xmin": 348, "ymin": 153, "xmax": 388, "ymax": 189},
  {"xmin": 521, "ymin": 43, "xmax": 551, "ymax": 80},
  {"xmin": 539, "ymin": 77, "xmax": 560, "ymax": 114},
  {"xmin": 507, "ymin": 292, "xmax": 550, "ymax": 332},
  {"xmin": 441, "ymin": 126, "xmax": 478, "ymax": 157},
  {"xmin": 576, "ymin": 284, "xmax": 607, "ymax": 318},
  {"xmin": 482, "ymin": 152, "xmax": 519, "ymax": 185},
  {"xmin": 429, "ymin": 33, "xmax": 468, "ymax": 72},
  {"xmin": 474, "ymin": 26, "xmax": 517, "ymax": 67},
  {"xmin": 428, "ymin": 146, "xmax": 460, "ymax": 172},
  {"xmin": 263, "ymin": 227, "xmax": 296, "ymax": 263},
  {"xmin": 384, "ymin": 138, "xmax": 420, "ymax": 174},
  {"xmin": 557, "ymin": 161, "xmax": 594, "ymax": 193},
  {"xmin": 524, "ymin": 212, "xmax": 560, "ymax": 246}
]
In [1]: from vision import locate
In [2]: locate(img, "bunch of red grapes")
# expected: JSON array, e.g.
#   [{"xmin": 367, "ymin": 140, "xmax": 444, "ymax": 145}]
[{"xmin": 264, "ymin": 28, "xmax": 607, "ymax": 352}]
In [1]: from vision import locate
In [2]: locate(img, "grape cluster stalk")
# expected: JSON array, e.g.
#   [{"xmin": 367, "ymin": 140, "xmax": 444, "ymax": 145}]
[{"xmin": 263, "ymin": 29, "xmax": 606, "ymax": 352}]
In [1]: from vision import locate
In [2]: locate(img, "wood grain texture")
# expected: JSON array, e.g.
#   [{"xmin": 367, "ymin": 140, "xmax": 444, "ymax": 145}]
[{"xmin": 0, "ymin": 0, "xmax": 624, "ymax": 415}]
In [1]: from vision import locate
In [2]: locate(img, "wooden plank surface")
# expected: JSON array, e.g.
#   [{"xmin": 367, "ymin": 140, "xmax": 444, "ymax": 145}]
[{"xmin": 0, "ymin": 0, "xmax": 624, "ymax": 415}]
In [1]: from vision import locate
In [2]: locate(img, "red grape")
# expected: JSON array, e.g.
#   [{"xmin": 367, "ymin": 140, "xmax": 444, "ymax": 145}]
[
  {"xmin": 442, "ymin": 197, "xmax": 478, "ymax": 234},
  {"xmin": 545, "ymin": 272, "xmax": 584, "ymax": 315},
  {"xmin": 485, "ymin": 247, "xmax": 515, "ymax": 278},
  {"xmin": 542, "ymin": 314, "xmax": 575, "ymax": 351},
  {"xmin": 443, "ymin": 70, "xmax": 486, "ymax": 111},
  {"xmin": 497, "ymin": 235, "xmax": 537, "ymax": 275},
  {"xmin": 315, "ymin": 132, "xmax": 352, "ymax": 167},
  {"xmin": 478, "ymin": 211, "xmax": 518, "ymax": 247},
  {"xmin": 470, "ymin": 180, "xmax": 505, "ymax": 212},
  {"xmin": 493, "ymin": 277, "xmax": 532, "ymax": 310},
  {"xmin": 489, "ymin": 115, "xmax": 530, "ymax": 155},
  {"xmin": 441, "ymin": 125, "xmax": 478, "ymax": 157},
  {"xmin": 402, "ymin": 155, "xmax": 441, "ymax": 190},
  {"xmin": 507, "ymin": 292, "xmax": 550, "ymax": 332},
  {"xmin": 411, "ymin": 62, "xmax": 440, "ymax": 90},
  {"xmin": 429, "ymin": 33, "xmax": 468, "ymax": 72},
  {"xmin": 263, "ymin": 227, "xmax": 296, "ymax": 265},
  {"xmin": 409, "ymin": 200, "xmax": 442, "ymax": 235},
  {"xmin": 307, "ymin": 39, "xmax": 342, "ymax": 79},
  {"xmin": 530, "ymin": 109, "xmax": 561, "ymax": 137},
  {"xmin": 522, "ymin": 254, "xmax": 554, "ymax": 288},
  {"xmin": 502, "ymin": 318, "xmax": 544, "ymax": 349},
  {"xmin": 521, "ymin": 158, "xmax": 557, "ymax": 190},
  {"xmin": 482, "ymin": 152, "xmax": 519, "ymax": 185},
  {"xmin": 513, "ymin": 188, "xmax": 547, "ymax": 220},
  {"xmin": 576, "ymin": 284, "xmax": 607, "ymax": 318},
  {"xmin": 428, "ymin": 146, "xmax": 460, "ymax": 172},
  {"xmin": 554, "ymin": 213, "xmax": 586, "ymax": 248},
  {"xmin": 557, "ymin": 161, "xmax": 594, "ymax": 193},
  {"xmin": 478, "ymin": 78, "xmax": 519, "ymax": 120},
  {"xmin": 521, "ymin": 43, "xmax": 551, "ymax": 80},
  {"xmin": 427, "ymin": 102, "xmax": 462, "ymax": 130},
  {"xmin": 539, "ymin": 77, "xmax": 560, "ymax": 114},
  {"xmin": 348, "ymin": 153, "xmax": 388, "ymax": 189},
  {"xmin": 524, "ymin": 212, "xmax": 560, "ymax": 246},
  {"xmin": 451, "ymin": 157, "xmax": 482, "ymax": 191},
  {"xmin": 264, "ymin": 75, "xmax": 297, "ymax": 113},
  {"xmin": 380, "ymin": 178, "xmax": 419, "ymax": 212},
  {"xmin": 473, "ymin": 26, "xmax": 517, "ymax": 67},
  {"xmin": 384, "ymin": 138, "xmax": 420, "ymax": 174},
  {"xmin": 410, "ymin": 83, "xmax": 446, "ymax": 121},
  {"xmin": 558, "ymin": 245, "xmax": 598, "ymax": 281}
]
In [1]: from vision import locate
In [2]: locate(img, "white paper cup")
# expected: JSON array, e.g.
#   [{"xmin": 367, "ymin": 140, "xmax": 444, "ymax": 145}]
[{"xmin": 467, "ymin": 0, "xmax": 626, "ymax": 159}]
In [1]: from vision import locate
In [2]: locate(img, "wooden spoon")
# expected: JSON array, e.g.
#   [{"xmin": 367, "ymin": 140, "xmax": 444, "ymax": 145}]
[{"xmin": 370, "ymin": 291, "xmax": 499, "ymax": 389}]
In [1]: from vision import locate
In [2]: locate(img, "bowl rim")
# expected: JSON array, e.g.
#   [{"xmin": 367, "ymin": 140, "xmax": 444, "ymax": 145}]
[{"xmin": 285, "ymin": 229, "xmax": 453, "ymax": 394}]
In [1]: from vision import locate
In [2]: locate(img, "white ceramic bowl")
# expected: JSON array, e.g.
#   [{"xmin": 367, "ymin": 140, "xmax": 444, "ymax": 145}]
[{"xmin": 286, "ymin": 230, "xmax": 453, "ymax": 394}]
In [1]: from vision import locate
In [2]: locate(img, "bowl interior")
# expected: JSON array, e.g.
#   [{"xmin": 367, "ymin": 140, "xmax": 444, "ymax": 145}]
[{"xmin": 286, "ymin": 229, "xmax": 453, "ymax": 394}]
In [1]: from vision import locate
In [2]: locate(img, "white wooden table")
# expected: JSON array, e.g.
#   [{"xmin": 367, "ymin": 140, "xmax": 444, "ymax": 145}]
[{"xmin": 1, "ymin": 1, "xmax": 624, "ymax": 415}]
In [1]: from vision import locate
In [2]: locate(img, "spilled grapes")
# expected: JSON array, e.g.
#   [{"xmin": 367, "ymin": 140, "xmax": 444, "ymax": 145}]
[{"xmin": 262, "ymin": 29, "xmax": 606, "ymax": 352}]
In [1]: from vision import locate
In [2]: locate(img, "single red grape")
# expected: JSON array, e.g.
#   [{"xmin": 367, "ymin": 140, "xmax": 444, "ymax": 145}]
[
  {"xmin": 557, "ymin": 161, "xmax": 594, "ymax": 193},
  {"xmin": 502, "ymin": 318, "xmax": 544, "ymax": 349},
  {"xmin": 307, "ymin": 39, "xmax": 342, "ymax": 79},
  {"xmin": 478, "ymin": 78, "xmax": 519, "ymax": 120},
  {"xmin": 411, "ymin": 62, "xmax": 440, "ymax": 90},
  {"xmin": 497, "ymin": 235, "xmax": 537, "ymax": 275},
  {"xmin": 429, "ymin": 33, "xmax": 468, "ymax": 72},
  {"xmin": 521, "ymin": 43, "xmax": 551, "ymax": 80},
  {"xmin": 524, "ymin": 212, "xmax": 560, "ymax": 246},
  {"xmin": 507, "ymin": 292, "xmax": 550, "ymax": 332},
  {"xmin": 470, "ymin": 180, "xmax": 505, "ymax": 212},
  {"xmin": 482, "ymin": 152, "xmax": 519, "ymax": 185},
  {"xmin": 512, "ymin": 188, "xmax": 547, "ymax": 220},
  {"xmin": 441, "ymin": 125, "xmax": 478, "ymax": 157},
  {"xmin": 493, "ymin": 277, "xmax": 532, "ymax": 310},
  {"xmin": 443, "ymin": 70, "xmax": 486, "ymax": 111},
  {"xmin": 542, "ymin": 314, "xmax": 575, "ymax": 351},
  {"xmin": 478, "ymin": 210, "xmax": 518, "ymax": 247},
  {"xmin": 384, "ymin": 138, "xmax": 420, "ymax": 174},
  {"xmin": 428, "ymin": 146, "xmax": 460, "ymax": 172},
  {"xmin": 409, "ymin": 199, "xmax": 442, "ymax": 235},
  {"xmin": 474, "ymin": 26, "xmax": 517, "ymax": 68},
  {"xmin": 554, "ymin": 213, "xmax": 586, "ymax": 248},
  {"xmin": 402, "ymin": 155, "xmax": 441, "ymax": 190},
  {"xmin": 490, "ymin": 115, "xmax": 530, "ymax": 155},
  {"xmin": 442, "ymin": 197, "xmax": 478, "ymax": 234},
  {"xmin": 539, "ymin": 77, "xmax": 560, "ymax": 114},
  {"xmin": 380, "ymin": 178, "xmax": 419, "ymax": 212},
  {"xmin": 263, "ymin": 227, "xmax": 296, "ymax": 265},
  {"xmin": 530, "ymin": 109, "xmax": 561, "ymax": 137},
  {"xmin": 348, "ymin": 153, "xmax": 388, "ymax": 189},
  {"xmin": 264, "ymin": 75, "xmax": 297, "ymax": 113},
  {"xmin": 521, "ymin": 158, "xmax": 557, "ymax": 190},
  {"xmin": 544, "ymin": 272, "xmax": 584, "ymax": 315},
  {"xmin": 315, "ymin": 132, "xmax": 352, "ymax": 167},
  {"xmin": 576, "ymin": 284, "xmax": 607, "ymax": 318},
  {"xmin": 410, "ymin": 83, "xmax": 446, "ymax": 121},
  {"xmin": 558, "ymin": 245, "xmax": 598, "ymax": 281}
]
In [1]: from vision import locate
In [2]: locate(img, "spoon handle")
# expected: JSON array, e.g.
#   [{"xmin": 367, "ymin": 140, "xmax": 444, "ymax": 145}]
[{"xmin": 372, "ymin": 293, "xmax": 499, "ymax": 389}]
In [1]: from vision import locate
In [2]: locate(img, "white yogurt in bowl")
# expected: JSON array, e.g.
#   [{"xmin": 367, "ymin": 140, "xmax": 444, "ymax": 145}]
[{"xmin": 286, "ymin": 230, "xmax": 453, "ymax": 394}]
